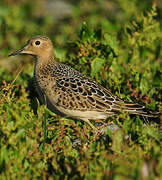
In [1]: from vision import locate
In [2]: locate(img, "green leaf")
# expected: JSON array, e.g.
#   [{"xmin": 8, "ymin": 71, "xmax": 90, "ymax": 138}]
[
  {"xmin": 140, "ymin": 77, "xmax": 149, "ymax": 95},
  {"xmin": 79, "ymin": 22, "xmax": 94, "ymax": 42},
  {"xmin": 104, "ymin": 33, "xmax": 119, "ymax": 56},
  {"xmin": 91, "ymin": 57, "xmax": 105, "ymax": 78},
  {"xmin": 107, "ymin": 52, "xmax": 114, "ymax": 68},
  {"xmin": 144, "ymin": 126, "xmax": 159, "ymax": 141},
  {"xmin": 111, "ymin": 129, "xmax": 123, "ymax": 152}
]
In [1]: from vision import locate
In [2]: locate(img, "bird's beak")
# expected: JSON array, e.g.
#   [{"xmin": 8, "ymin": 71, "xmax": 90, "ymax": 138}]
[{"xmin": 8, "ymin": 45, "xmax": 34, "ymax": 57}]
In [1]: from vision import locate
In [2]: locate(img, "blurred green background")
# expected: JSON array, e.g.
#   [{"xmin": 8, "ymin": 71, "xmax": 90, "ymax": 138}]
[{"xmin": 0, "ymin": 0, "xmax": 162, "ymax": 179}]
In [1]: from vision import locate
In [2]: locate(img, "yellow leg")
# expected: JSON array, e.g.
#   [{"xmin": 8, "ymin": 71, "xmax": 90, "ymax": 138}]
[{"xmin": 82, "ymin": 118, "xmax": 98, "ymax": 133}]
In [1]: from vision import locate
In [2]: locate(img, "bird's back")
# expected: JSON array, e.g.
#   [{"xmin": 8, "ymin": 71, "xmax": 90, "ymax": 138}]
[{"xmin": 34, "ymin": 60, "xmax": 160, "ymax": 120}]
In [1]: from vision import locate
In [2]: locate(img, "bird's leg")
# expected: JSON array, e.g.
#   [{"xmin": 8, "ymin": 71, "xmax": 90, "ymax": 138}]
[{"xmin": 82, "ymin": 118, "xmax": 98, "ymax": 133}]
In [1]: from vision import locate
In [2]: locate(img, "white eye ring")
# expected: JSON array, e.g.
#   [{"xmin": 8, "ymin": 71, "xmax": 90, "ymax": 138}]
[{"xmin": 35, "ymin": 41, "xmax": 41, "ymax": 45}]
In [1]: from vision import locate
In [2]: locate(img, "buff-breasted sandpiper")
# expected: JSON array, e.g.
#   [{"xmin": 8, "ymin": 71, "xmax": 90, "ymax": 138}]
[{"xmin": 9, "ymin": 36, "xmax": 160, "ymax": 131}]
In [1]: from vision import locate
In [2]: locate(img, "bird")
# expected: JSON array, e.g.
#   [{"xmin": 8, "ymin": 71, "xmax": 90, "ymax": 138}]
[{"xmin": 9, "ymin": 35, "xmax": 160, "ymax": 131}]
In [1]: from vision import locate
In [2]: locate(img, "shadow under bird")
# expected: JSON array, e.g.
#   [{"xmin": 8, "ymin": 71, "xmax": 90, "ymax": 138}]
[{"xmin": 9, "ymin": 35, "xmax": 160, "ymax": 131}]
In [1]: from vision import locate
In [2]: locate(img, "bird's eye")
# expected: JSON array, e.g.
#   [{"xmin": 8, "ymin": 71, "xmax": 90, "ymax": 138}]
[{"xmin": 35, "ymin": 41, "xmax": 40, "ymax": 45}]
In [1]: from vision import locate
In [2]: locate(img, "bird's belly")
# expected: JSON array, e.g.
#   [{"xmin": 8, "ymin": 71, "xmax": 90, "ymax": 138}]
[
  {"xmin": 54, "ymin": 105, "xmax": 108, "ymax": 121},
  {"xmin": 41, "ymin": 89, "xmax": 111, "ymax": 121}
]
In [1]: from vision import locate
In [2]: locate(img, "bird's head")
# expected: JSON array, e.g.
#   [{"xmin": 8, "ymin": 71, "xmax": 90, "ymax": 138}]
[{"xmin": 9, "ymin": 36, "xmax": 54, "ymax": 59}]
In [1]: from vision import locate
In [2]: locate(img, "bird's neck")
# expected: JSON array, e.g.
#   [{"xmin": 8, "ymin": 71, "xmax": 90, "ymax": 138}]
[{"xmin": 34, "ymin": 56, "xmax": 55, "ymax": 76}]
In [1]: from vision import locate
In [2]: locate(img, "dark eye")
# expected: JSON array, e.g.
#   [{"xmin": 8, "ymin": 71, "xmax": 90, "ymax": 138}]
[{"xmin": 35, "ymin": 41, "xmax": 40, "ymax": 45}]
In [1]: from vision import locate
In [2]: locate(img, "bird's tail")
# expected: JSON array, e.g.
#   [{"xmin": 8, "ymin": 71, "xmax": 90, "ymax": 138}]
[{"xmin": 120, "ymin": 101, "xmax": 160, "ymax": 118}]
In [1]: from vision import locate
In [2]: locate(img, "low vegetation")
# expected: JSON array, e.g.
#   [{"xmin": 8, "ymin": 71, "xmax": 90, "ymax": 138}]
[{"xmin": 0, "ymin": 0, "xmax": 161, "ymax": 179}]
